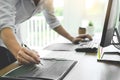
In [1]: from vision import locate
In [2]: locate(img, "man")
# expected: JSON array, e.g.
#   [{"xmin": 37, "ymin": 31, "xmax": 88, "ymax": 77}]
[{"xmin": 0, "ymin": 0, "xmax": 92, "ymax": 69}]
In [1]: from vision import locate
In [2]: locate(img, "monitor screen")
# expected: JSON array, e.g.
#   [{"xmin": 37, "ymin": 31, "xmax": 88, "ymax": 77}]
[{"xmin": 100, "ymin": 0, "xmax": 119, "ymax": 47}]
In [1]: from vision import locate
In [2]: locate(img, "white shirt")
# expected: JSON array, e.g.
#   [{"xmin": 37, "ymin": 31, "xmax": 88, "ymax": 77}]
[{"xmin": 0, "ymin": 0, "xmax": 60, "ymax": 47}]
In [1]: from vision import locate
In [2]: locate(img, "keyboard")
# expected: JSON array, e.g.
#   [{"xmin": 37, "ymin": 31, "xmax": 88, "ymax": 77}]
[{"xmin": 75, "ymin": 40, "xmax": 98, "ymax": 53}]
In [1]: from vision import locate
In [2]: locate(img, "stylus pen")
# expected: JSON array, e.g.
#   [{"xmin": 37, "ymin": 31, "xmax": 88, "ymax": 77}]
[{"xmin": 22, "ymin": 44, "xmax": 43, "ymax": 66}]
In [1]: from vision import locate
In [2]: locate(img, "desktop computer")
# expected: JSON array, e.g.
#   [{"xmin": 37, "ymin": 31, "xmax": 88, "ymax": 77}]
[{"xmin": 97, "ymin": 0, "xmax": 120, "ymax": 62}]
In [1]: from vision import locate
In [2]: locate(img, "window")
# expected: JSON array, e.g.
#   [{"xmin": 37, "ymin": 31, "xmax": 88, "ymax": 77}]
[
  {"xmin": 63, "ymin": 0, "xmax": 108, "ymax": 34},
  {"xmin": 82, "ymin": 0, "xmax": 108, "ymax": 32}
]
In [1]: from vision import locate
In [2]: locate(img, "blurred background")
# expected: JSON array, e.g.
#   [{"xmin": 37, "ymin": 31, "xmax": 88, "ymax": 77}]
[{"xmin": 20, "ymin": 0, "xmax": 109, "ymax": 49}]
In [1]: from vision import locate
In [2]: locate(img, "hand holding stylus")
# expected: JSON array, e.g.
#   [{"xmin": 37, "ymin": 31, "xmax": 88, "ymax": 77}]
[{"xmin": 16, "ymin": 44, "xmax": 42, "ymax": 65}]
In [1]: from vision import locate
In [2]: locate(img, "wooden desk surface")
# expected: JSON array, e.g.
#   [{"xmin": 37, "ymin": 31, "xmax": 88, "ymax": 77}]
[
  {"xmin": 64, "ymin": 53, "xmax": 120, "ymax": 80},
  {"xmin": 1, "ymin": 52, "xmax": 120, "ymax": 80},
  {"xmin": 1, "ymin": 34, "xmax": 120, "ymax": 80},
  {"xmin": 0, "ymin": 62, "xmax": 19, "ymax": 76}
]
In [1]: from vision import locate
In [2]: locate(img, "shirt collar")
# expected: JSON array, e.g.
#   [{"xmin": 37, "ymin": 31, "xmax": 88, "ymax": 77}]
[
  {"xmin": 31, "ymin": 0, "xmax": 44, "ymax": 15},
  {"xmin": 31, "ymin": 0, "xmax": 43, "ymax": 7}
]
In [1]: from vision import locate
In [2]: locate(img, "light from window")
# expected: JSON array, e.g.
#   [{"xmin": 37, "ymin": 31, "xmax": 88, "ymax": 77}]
[{"xmin": 53, "ymin": 0, "xmax": 64, "ymax": 7}]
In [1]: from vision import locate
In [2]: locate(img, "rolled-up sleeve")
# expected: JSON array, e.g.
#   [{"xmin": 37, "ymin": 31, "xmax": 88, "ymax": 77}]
[
  {"xmin": 42, "ymin": 0, "xmax": 61, "ymax": 29},
  {"xmin": 0, "ymin": 0, "xmax": 16, "ymax": 31}
]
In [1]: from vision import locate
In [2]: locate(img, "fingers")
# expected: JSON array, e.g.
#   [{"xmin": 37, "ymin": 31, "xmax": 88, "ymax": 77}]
[
  {"xmin": 72, "ymin": 38, "xmax": 83, "ymax": 44},
  {"xmin": 86, "ymin": 34, "xmax": 93, "ymax": 40},
  {"xmin": 16, "ymin": 47, "xmax": 40, "ymax": 65},
  {"xmin": 17, "ymin": 54, "xmax": 30, "ymax": 65},
  {"xmin": 24, "ymin": 48, "xmax": 40, "ymax": 62},
  {"xmin": 77, "ymin": 34, "xmax": 93, "ymax": 40},
  {"xmin": 32, "ymin": 49, "xmax": 40, "ymax": 57},
  {"xmin": 72, "ymin": 34, "xmax": 93, "ymax": 44}
]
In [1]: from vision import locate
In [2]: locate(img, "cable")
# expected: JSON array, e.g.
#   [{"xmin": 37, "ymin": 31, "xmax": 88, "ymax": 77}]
[{"xmin": 112, "ymin": 39, "xmax": 120, "ymax": 50}]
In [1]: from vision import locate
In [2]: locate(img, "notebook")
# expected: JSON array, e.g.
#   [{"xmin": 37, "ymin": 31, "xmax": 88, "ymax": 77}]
[{"xmin": 1, "ymin": 58, "xmax": 77, "ymax": 80}]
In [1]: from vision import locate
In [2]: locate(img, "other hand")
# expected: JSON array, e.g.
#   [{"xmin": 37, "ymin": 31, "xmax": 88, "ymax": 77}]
[{"xmin": 71, "ymin": 34, "xmax": 93, "ymax": 44}]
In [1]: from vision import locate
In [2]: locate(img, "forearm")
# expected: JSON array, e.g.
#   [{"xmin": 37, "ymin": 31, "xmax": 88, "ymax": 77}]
[
  {"xmin": 53, "ymin": 25, "xmax": 74, "ymax": 42},
  {"xmin": 0, "ymin": 27, "xmax": 40, "ymax": 64},
  {"xmin": 0, "ymin": 27, "xmax": 21, "ymax": 57}
]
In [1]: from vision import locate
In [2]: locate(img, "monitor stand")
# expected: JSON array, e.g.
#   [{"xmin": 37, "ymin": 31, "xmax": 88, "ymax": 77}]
[
  {"xmin": 98, "ymin": 28, "xmax": 120, "ymax": 62},
  {"xmin": 98, "ymin": 52, "xmax": 120, "ymax": 62}
]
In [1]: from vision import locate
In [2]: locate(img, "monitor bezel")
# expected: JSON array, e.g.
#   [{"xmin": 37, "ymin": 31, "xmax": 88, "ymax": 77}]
[{"xmin": 100, "ymin": 0, "xmax": 119, "ymax": 47}]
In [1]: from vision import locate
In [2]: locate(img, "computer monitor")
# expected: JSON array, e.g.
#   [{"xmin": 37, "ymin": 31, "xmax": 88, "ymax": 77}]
[
  {"xmin": 98, "ymin": 0, "xmax": 120, "ymax": 62},
  {"xmin": 100, "ymin": 0, "xmax": 119, "ymax": 47}
]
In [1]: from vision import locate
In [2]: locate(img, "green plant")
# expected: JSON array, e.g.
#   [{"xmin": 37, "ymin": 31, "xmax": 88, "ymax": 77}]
[{"xmin": 88, "ymin": 21, "xmax": 94, "ymax": 27}]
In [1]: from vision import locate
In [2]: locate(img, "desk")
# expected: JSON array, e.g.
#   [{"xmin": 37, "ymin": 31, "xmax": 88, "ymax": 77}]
[
  {"xmin": 1, "ymin": 51, "xmax": 120, "ymax": 80},
  {"xmin": 64, "ymin": 53, "xmax": 120, "ymax": 80},
  {"xmin": 1, "ymin": 34, "xmax": 120, "ymax": 80}
]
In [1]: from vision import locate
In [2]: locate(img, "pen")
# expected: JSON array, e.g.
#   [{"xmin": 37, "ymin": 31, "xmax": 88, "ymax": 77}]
[{"xmin": 22, "ymin": 44, "xmax": 43, "ymax": 66}]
